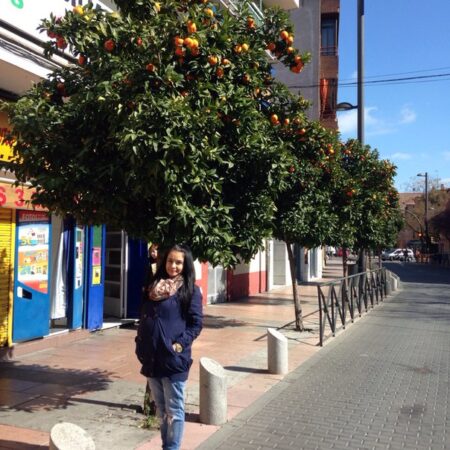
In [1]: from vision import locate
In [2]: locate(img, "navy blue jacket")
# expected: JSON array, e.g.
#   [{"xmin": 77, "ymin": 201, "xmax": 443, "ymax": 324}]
[{"xmin": 135, "ymin": 285, "xmax": 203, "ymax": 381}]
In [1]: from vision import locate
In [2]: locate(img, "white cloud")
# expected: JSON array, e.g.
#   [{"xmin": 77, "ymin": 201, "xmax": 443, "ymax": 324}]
[
  {"xmin": 390, "ymin": 152, "xmax": 412, "ymax": 161},
  {"xmin": 399, "ymin": 106, "xmax": 417, "ymax": 124},
  {"xmin": 337, "ymin": 109, "xmax": 358, "ymax": 134}
]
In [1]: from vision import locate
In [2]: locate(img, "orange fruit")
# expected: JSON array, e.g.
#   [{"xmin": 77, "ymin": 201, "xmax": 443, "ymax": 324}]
[
  {"xmin": 266, "ymin": 42, "xmax": 276, "ymax": 52},
  {"xmin": 270, "ymin": 114, "xmax": 279, "ymax": 125},
  {"xmin": 174, "ymin": 36, "xmax": 184, "ymax": 47},
  {"xmin": 187, "ymin": 21, "xmax": 197, "ymax": 34},
  {"xmin": 280, "ymin": 30, "xmax": 289, "ymax": 41},
  {"xmin": 183, "ymin": 37, "xmax": 193, "ymax": 47},
  {"xmin": 146, "ymin": 63, "xmax": 155, "ymax": 72},
  {"xmin": 104, "ymin": 39, "xmax": 115, "ymax": 52},
  {"xmin": 204, "ymin": 8, "xmax": 214, "ymax": 17},
  {"xmin": 73, "ymin": 6, "xmax": 84, "ymax": 15},
  {"xmin": 208, "ymin": 55, "xmax": 218, "ymax": 65},
  {"xmin": 234, "ymin": 44, "xmax": 242, "ymax": 54}
]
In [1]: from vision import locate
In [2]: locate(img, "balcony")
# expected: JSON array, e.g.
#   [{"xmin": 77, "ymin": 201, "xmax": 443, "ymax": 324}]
[{"xmin": 218, "ymin": 0, "xmax": 299, "ymax": 22}]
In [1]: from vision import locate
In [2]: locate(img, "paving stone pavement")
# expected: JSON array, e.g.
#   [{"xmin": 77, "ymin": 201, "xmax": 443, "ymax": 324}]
[{"xmin": 199, "ymin": 262, "xmax": 450, "ymax": 450}]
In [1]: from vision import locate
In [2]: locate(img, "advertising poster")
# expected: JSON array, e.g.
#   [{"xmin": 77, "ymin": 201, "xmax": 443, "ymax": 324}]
[
  {"xmin": 92, "ymin": 246, "xmax": 101, "ymax": 285},
  {"xmin": 17, "ymin": 211, "xmax": 50, "ymax": 293},
  {"xmin": 75, "ymin": 227, "xmax": 84, "ymax": 288}
]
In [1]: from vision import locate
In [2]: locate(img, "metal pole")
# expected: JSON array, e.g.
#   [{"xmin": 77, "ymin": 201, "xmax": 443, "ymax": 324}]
[
  {"xmin": 357, "ymin": 0, "xmax": 364, "ymax": 145},
  {"xmin": 357, "ymin": 0, "xmax": 366, "ymax": 273},
  {"xmin": 425, "ymin": 172, "xmax": 429, "ymax": 252}
]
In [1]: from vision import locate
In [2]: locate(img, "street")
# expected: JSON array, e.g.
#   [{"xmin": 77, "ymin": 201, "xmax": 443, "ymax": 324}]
[{"xmin": 200, "ymin": 262, "xmax": 450, "ymax": 449}]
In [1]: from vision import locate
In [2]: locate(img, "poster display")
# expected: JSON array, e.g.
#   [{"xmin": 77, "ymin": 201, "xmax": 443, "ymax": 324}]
[
  {"xmin": 92, "ymin": 246, "xmax": 101, "ymax": 285},
  {"xmin": 17, "ymin": 211, "xmax": 50, "ymax": 293},
  {"xmin": 75, "ymin": 227, "xmax": 84, "ymax": 288}
]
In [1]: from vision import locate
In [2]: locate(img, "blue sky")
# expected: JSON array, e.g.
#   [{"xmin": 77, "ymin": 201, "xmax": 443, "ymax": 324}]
[{"xmin": 337, "ymin": 0, "xmax": 450, "ymax": 191}]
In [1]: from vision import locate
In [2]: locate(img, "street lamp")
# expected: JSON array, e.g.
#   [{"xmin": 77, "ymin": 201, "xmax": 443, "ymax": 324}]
[
  {"xmin": 336, "ymin": 102, "xmax": 358, "ymax": 111},
  {"xmin": 417, "ymin": 172, "xmax": 429, "ymax": 253}
]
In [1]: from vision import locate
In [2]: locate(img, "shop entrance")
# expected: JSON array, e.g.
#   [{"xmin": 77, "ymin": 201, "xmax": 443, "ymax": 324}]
[
  {"xmin": 104, "ymin": 228, "xmax": 127, "ymax": 319},
  {"xmin": 12, "ymin": 211, "xmax": 52, "ymax": 342}
]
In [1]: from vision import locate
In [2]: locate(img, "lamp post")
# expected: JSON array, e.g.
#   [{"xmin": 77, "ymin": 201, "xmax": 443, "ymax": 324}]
[
  {"xmin": 417, "ymin": 172, "xmax": 429, "ymax": 253},
  {"xmin": 357, "ymin": 0, "xmax": 364, "ymax": 146}
]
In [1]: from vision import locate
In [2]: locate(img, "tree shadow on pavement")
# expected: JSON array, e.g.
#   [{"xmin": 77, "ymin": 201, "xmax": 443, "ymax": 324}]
[
  {"xmin": 203, "ymin": 314, "xmax": 247, "ymax": 329},
  {"xmin": 0, "ymin": 362, "xmax": 112, "ymax": 413},
  {"xmin": 0, "ymin": 440, "xmax": 47, "ymax": 449}
]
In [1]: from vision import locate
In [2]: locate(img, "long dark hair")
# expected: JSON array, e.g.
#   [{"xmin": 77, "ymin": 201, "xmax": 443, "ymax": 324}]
[{"xmin": 154, "ymin": 244, "xmax": 196, "ymax": 317}]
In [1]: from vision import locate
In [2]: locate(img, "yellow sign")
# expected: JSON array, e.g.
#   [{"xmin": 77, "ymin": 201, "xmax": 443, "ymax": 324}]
[
  {"xmin": 0, "ymin": 128, "xmax": 15, "ymax": 163},
  {"xmin": 92, "ymin": 266, "xmax": 101, "ymax": 285}
]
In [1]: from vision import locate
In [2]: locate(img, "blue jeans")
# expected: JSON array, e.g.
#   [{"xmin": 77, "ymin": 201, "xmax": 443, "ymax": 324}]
[{"xmin": 147, "ymin": 377, "xmax": 186, "ymax": 450}]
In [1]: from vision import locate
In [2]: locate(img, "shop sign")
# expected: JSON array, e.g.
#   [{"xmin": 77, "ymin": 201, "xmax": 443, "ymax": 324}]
[
  {"xmin": 3, "ymin": 0, "xmax": 111, "ymax": 43},
  {"xmin": 0, "ymin": 181, "xmax": 46, "ymax": 210},
  {"xmin": 0, "ymin": 128, "xmax": 15, "ymax": 163}
]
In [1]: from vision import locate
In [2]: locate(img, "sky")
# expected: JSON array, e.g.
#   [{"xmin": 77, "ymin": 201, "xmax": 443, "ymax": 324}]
[{"xmin": 337, "ymin": 0, "xmax": 450, "ymax": 191}]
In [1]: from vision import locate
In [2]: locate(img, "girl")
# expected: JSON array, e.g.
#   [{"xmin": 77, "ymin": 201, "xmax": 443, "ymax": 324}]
[{"xmin": 136, "ymin": 244, "xmax": 203, "ymax": 450}]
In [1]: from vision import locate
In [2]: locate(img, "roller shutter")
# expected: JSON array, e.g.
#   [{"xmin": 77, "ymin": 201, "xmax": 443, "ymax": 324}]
[{"xmin": 0, "ymin": 208, "xmax": 14, "ymax": 347}]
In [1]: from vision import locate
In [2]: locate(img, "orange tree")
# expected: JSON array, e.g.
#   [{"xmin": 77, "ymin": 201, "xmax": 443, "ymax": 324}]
[
  {"xmin": 331, "ymin": 139, "xmax": 401, "ymax": 273},
  {"xmin": 352, "ymin": 158, "xmax": 403, "ymax": 257},
  {"xmin": 2, "ymin": 1, "xmax": 310, "ymax": 266},
  {"xmin": 264, "ymin": 87, "xmax": 342, "ymax": 330}
]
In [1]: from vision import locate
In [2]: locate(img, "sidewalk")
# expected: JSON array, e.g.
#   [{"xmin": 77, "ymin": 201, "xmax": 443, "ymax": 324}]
[{"xmin": 0, "ymin": 260, "xmax": 344, "ymax": 450}]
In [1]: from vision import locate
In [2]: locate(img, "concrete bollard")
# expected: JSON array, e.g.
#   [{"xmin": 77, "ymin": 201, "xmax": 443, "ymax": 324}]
[
  {"xmin": 385, "ymin": 277, "xmax": 392, "ymax": 295},
  {"xmin": 391, "ymin": 275, "xmax": 398, "ymax": 291},
  {"xmin": 267, "ymin": 328, "xmax": 288, "ymax": 375},
  {"xmin": 199, "ymin": 357, "xmax": 227, "ymax": 425},
  {"xmin": 49, "ymin": 422, "xmax": 95, "ymax": 450}
]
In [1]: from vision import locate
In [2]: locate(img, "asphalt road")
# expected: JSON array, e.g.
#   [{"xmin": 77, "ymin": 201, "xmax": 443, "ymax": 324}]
[{"xmin": 199, "ymin": 263, "xmax": 450, "ymax": 450}]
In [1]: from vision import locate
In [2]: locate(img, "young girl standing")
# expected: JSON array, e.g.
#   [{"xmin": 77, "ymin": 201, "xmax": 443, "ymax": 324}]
[{"xmin": 136, "ymin": 244, "xmax": 203, "ymax": 450}]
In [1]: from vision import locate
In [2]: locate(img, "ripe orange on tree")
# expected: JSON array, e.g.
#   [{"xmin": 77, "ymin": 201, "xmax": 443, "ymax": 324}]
[
  {"xmin": 104, "ymin": 39, "xmax": 115, "ymax": 52},
  {"xmin": 208, "ymin": 55, "xmax": 218, "ymax": 65}
]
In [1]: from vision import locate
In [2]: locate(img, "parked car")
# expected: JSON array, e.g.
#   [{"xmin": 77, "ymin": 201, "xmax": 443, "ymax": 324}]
[
  {"xmin": 381, "ymin": 248, "xmax": 396, "ymax": 261},
  {"xmin": 384, "ymin": 248, "xmax": 415, "ymax": 262}
]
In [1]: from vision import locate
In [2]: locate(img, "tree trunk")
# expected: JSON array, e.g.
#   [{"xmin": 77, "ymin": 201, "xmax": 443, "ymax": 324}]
[
  {"xmin": 285, "ymin": 241, "xmax": 304, "ymax": 331},
  {"xmin": 357, "ymin": 248, "xmax": 366, "ymax": 273},
  {"xmin": 143, "ymin": 382, "xmax": 157, "ymax": 416},
  {"xmin": 342, "ymin": 247, "xmax": 348, "ymax": 278}
]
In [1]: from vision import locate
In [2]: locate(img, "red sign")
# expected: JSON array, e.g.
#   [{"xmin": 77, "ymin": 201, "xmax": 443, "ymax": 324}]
[{"xmin": 0, "ymin": 182, "xmax": 46, "ymax": 210}]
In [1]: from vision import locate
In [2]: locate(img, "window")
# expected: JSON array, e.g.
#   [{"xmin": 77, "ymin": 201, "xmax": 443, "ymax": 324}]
[
  {"xmin": 320, "ymin": 78, "xmax": 337, "ymax": 119},
  {"xmin": 321, "ymin": 16, "xmax": 338, "ymax": 56}
]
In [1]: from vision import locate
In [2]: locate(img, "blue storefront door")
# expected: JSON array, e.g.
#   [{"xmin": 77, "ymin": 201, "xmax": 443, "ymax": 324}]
[
  {"xmin": 84, "ymin": 225, "xmax": 106, "ymax": 330},
  {"xmin": 12, "ymin": 211, "xmax": 52, "ymax": 342}
]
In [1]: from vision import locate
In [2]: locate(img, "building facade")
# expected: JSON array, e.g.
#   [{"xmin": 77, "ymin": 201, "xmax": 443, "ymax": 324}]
[{"xmin": 270, "ymin": 0, "xmax": 340, "ymax": 283}]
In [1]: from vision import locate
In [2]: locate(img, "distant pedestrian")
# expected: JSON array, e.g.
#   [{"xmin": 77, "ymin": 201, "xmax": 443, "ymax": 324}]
[
  {"xmin": 403, "ymin": 248, "xmax": 409, "ymax": 262},
  {"xmin": 136, "ymin": 244, "xmax": 203, "ymax": 450}
]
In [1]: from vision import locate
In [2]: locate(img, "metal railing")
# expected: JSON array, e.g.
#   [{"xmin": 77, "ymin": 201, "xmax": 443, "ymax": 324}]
[{"xmin": 317, "ymin": 268, "xmax": 387, "ymax": 346}]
